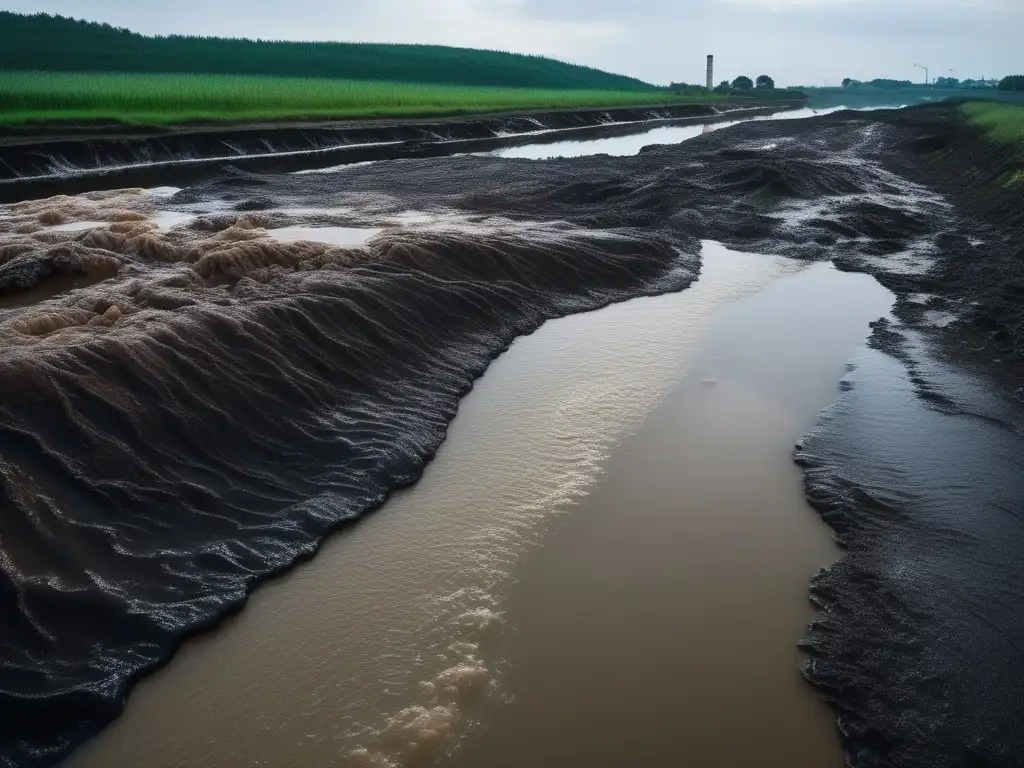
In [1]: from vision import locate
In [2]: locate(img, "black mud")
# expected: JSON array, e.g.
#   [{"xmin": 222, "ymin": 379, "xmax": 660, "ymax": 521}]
[
  {"xmin": 790, "ymin": 104, "xmax": 1024, "ymax": 767},
  {"xmin": 0, "ymin": 104, "xmax": 1021, "ymax": 766},
  {"xmin": 797, "ymin": 323, "xmax": 1024, "ymax": 768},
  {"xmin": 0, "ymin": 102, "xmax": 800, "ymax": 202}
]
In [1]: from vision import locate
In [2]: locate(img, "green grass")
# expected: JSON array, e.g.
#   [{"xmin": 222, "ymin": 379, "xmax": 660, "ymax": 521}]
[
  {"xmin": 0, "ymin": 71, "xmax": 716, "ymax": 125},
  {"xmin": 960, "ymin": 101, "xmax": 1024, "ymax": 146},
  {"xmin": 960, "ymin": 102, "xmax": 1024, "ymax": 186}
]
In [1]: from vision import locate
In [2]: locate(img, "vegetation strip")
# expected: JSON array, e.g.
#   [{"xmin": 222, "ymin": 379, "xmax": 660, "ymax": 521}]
[
  {"xmin": 0, "ymin": 71, "xmax": 719, "ymax": 126},
  {"xmin": 960, "ymin": 101, "xmax": 1024, "ymax": 147}
]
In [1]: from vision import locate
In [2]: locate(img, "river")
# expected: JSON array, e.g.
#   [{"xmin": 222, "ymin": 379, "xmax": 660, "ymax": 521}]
[
  {"xmin": 7, "ymin": 102, "xmax": 1009, "ymax": 768},
  {"xmin": 63, "ymin": 241, "xmax": 893, "ymax": 767}
]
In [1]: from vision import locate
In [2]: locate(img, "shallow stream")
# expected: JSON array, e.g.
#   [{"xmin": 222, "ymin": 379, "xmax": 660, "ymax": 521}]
[{"xmin": 64, "ymin": 243, "xmax": 893, "ymax": 767}]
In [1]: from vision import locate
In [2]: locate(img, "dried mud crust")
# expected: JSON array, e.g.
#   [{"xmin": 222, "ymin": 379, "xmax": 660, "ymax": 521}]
[{"xmin": 0, "ymin": 103, "xmax": 1018, "ymax": 766}]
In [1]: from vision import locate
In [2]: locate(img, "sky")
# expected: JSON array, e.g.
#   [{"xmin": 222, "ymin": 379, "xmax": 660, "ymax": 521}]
[{"xmin": 4, "ymin": 0, "xmax": 1020, "ymax": 86}]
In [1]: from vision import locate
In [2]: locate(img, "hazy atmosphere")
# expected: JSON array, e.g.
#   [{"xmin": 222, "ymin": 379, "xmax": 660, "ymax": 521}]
[{"xmin": 4, "ymin": 0, "xmax": 1020, "ymax": 85}]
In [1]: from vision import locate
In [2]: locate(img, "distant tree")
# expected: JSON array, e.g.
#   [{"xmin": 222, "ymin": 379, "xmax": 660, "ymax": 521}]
[
  {"xmin": 999, "ymin": 75, "xmax": 1024, "ymax": 91},
  {"xmin": 866, "ymin": 78, "xmax": 915, "ymax": 90},
  {"xmin": 713, "ymin": 80, "xmax": 731, "ymax": 94},
  {"xmin": 755, "ymin": 74, "xmax": 775, "ymax": 89},
  {"xmin": 842, "ymin": 78, "xmax": 853, "ymax": 88},
  {"xmin": 934, "ymin": 76, "xmax": 960, "ymax": 89},
  {"xmin": 732, "ymin": 75, "xmax": 754, "ymax": 90},
  {"xmin": 0, "ymin": 10, "xmax": 658, "ymax": 91}
]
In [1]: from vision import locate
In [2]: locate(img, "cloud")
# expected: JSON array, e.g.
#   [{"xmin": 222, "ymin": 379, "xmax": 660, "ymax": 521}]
[
  {"xmin": 3, "ymin": 0, "xmax": 619, "ymax": 59},
  {"xmin": 719, "ymin": 0, "xmax": 860, "ymax": 9},
  {"xmin": 3, "ymin": 0, "xmax": 1020, "ymax": 85}
]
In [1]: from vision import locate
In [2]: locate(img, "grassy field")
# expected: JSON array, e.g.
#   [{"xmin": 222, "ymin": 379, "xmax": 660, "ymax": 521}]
[
  {"xmin": 0, "ymin": 71, "xmax": 715, "ymax": 125},
  {"xmin": 961, "ymin": 101, "xmax": 1024, "ymax": 146},
  {"xmin": 0, "ymin": 12, "xmax": 656, "ymax": 91},
  {"xmin": 961, "ymin": 102, "xmax": 1024, "ymax": 184}
]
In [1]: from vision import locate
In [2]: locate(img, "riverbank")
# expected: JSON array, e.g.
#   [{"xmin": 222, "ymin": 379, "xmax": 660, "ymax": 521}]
[
  {"xmin": 63, "ymin": 245, "xmax": 864, "ymax": 768},
  {"xmin": 0, "ymin": 102, "xmax": 1021, "ymax": 767},
  {"xmin": 832, "ymin": 102, "xmax": 1024, "ymax": 400},
  {"xmin": 0, "ymin": 100, "xmax": 803, "ymax": 201}
]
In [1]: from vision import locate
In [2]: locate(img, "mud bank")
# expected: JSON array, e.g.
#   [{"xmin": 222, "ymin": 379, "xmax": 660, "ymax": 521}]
[
  {"xmin": 0, "ymin": 101, "xmax": 802, "ymax": 202},
  {"xmin": 850, "ymin": 103, "xmax": 1024, "ymax": 399},
  {"xmin": 0, "ymin": 104, "xmax": 1020, "ymax": 766},
  {"xmin": 797, "ymin": 324, "xmax": 1024, "ymax": 768}
]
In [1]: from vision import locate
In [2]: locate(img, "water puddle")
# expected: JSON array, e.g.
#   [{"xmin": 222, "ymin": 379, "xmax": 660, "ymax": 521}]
[
  {"xmin": 265, "ymin": 225, "xmax": 382, "ymax": 246},
  {"xmin": 62, "ymin": 243, "xmax": 893, "ymax": 768},
  {"xmin": 149, "ymin": 210, "xmax": 198, "ymax": 230},
  {"xmin": 0, "ymin": 271, "xmax": 114, "ymax": 310},
  {"xmin": 493, "ymin": 107, "xmax": 847, "ymax": 160},
  {"xmin": 44, "ymin": 220, "xmax": 108, "ymax": 232}
]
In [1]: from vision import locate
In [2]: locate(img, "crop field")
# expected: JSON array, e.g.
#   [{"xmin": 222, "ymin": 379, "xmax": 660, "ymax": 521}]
[
  {"xmin": 961, "ymin": 101, "xmax": 1024, "ymax": 147},
  {"xmin": 0, "ymin": 71, "xmax": 715, "ymax": 125},
  {"xmin": 0, "ymin": 12, "xmax": 722, "ymax": 126}
]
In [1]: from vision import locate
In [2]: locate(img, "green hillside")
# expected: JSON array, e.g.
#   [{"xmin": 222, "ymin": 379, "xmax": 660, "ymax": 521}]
[{"xmin": 0, "ymin": 11, "xmax": 657, "ymax": 91}]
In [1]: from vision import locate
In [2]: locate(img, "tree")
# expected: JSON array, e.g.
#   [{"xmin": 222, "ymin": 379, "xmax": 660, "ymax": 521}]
[
  {"xmin": 999, "ymin": 75, "xmax": 1024, "ymax": 92},
  {"xmin": 866, "ymin": 79, "xmax": 914, "ymax": 89},
  {"xmin": 714, "ymin": 80, "xmax": 731, "ymax": 94},
  {"xmin": 732, "ymin": 75, "xmax": 753, "ymax": 90},
  {"xmin": 842, "ymin": 78, "xmax": 852, "ymax": 88},
  {"xmin": 934, "ymin": 76, "xmax": 960, "ymax": 89},
  {"xmin": 755, "ymin": 74, "xmax": 775, "ymax": 90}
]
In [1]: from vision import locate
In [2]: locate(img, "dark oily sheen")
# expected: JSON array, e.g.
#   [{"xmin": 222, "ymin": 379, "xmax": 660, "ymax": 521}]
[{"xmin": 797, "ymin": 323, "xmax": 1024, "ymax": 768}]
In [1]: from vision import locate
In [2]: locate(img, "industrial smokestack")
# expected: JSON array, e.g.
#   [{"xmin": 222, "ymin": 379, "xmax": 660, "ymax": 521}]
[{"xmin": 706, "ymin": 55, "xmax": 714, "ymax": 90}]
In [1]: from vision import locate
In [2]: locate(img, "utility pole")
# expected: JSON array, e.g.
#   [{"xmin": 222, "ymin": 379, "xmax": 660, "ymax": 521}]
[{"xmin": 914, "ymin": 63, "xmax": 929, "ymax": 85}]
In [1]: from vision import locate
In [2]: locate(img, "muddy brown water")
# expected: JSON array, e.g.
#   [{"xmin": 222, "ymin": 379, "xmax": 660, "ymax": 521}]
[{"xmin": 61, "ymin": 243, "xmax": 892, "ymax": 768}]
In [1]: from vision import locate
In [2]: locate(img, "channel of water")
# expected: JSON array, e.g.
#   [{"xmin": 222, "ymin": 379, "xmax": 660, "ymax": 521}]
[{"xmin": 63, "ymin": 243, "xmax": 893, "ymax": 767}]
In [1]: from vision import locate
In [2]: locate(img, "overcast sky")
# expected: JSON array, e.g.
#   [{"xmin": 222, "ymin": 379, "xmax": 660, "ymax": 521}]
[{"xmin": 5, "ymin": 0, "xmax": 1020, "ymax": 86}]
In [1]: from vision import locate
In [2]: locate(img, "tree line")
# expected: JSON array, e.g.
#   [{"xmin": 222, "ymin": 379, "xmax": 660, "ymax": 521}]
[
  {"xmin": 999, "ymin": 75, "xmax": 1024, "ymax": 92},
  {"xmin": 841, "ymin": 76, "xmax": 1022, "ymax": 91},
  {"xmin": 710, "ymin": 75, "xmax": 776, "ymax": 93},
  {"xmin": 0, "ymin": 11, "xmax": 657, "ymax": 92}
]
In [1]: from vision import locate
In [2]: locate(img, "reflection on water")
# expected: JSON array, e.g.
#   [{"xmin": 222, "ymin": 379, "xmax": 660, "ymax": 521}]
[
  {"xmin": 266, "ymin": 225, "xmax": 383, "ymax": 246},
  {"xmin": 63, "ymin": 244, "xmax": 793, "ymax": 768},
  {"xmin": 448, "ymin": 257, "xmax": 894, "ymax": 768},
  {"xmin": 63, "ymin": 244, "xmax": 893, "ymax": 768},
  {"xmin": 493, "ymin": 107, "xmax": 847, "ymax": 159}
]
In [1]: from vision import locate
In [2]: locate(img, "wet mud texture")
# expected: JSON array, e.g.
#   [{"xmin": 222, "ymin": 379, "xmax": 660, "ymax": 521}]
[
  {"xmin": 0, "ymin": 102, "xmax": 800, "ymax": 201},
  {"xmin": 792, "ymin": 106, "xmax": 1024, "ymax": 768},
  {"xmin": 0, "ymin": 104, "xmax": 1018, "ymax": 766},
  {"xmin": 797, "ymin": 321, "xmax": 1024, "ymax": 768},
  {"xmin": 862, "ymin": 103, "xmax": 1024, "ymax": 401}
]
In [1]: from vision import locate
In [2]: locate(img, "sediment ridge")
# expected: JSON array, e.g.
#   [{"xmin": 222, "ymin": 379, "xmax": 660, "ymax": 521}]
[
  {"xmin": 0, "ymin": 101, "xmax": 802, "ymax": 201},
  {"xmin": 0, "ymin": 103, "xmax": 1021, "ymax": 767}
]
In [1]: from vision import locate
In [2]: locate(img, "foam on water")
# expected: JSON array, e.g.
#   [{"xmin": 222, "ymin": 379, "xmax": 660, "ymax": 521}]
[{"xmin": 61, "ymin": 244, "xmax": 801, "ymax": 768}]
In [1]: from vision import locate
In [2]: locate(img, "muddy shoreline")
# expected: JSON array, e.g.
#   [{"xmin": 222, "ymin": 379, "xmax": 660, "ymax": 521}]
[
  {"xmin": 0, "ymin": 101, "xmax": 802, "ymax": 202},
  {"xmin": 0, "ymin": 104, "xmax": 1022, "ymax": 767}
]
